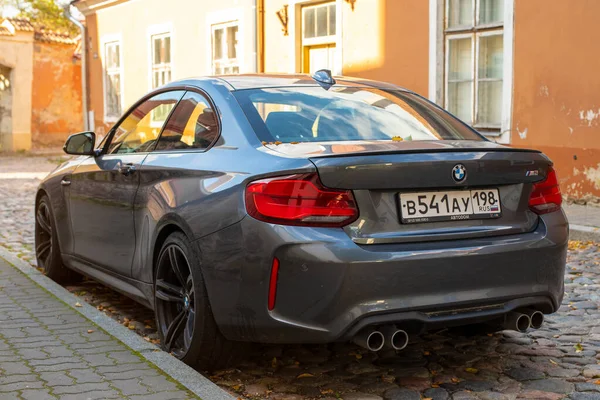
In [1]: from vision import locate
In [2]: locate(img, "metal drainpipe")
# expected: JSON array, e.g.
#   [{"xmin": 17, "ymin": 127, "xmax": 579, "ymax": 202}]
[{"xmin": 64, "ymin": 4, "xmax": 89, "ymax": 131}]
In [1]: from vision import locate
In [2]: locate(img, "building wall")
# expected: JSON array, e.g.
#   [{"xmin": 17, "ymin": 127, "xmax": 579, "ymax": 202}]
[
  {"xmin": 85, "ymin": 0, "xmax": 256, "ymax": 137},
  {"xmin": 0, "ymin": 32, "xmax": 34, "ymax": 151},
  {"xmin": 263, "ymin": 0, "xmax": 429, "ymax": 95},
  {"xmin": 342, "ymin": 0, "xmax": 428, "ymax": 95},
  {"xmin": 512, "ymin": 0, "xmax": 600, "ymax": 199},
  {"xmin": 31, "ymin": 42, "xmax": 83, "ymax": 148}
]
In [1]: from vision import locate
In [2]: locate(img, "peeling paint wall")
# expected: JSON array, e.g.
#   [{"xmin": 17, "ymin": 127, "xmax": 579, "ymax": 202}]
[
  {"xmin": 31, "ymin": 42, "xmax": 83, "ymax": 149},
  {"xmin": 512, "ymin": 0, "xmax": 600, "ymax": 199}
]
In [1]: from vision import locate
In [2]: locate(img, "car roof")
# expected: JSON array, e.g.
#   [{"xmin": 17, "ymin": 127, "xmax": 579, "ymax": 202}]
[{"xmin": 167, "ymin": 73, "xmax": 407, "ymax": 91}]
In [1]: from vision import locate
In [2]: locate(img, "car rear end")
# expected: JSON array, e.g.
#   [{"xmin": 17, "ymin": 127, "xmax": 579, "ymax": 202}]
[{"xmin": 217, "ymin": 82, "xmax": 568, "ymax": 344}]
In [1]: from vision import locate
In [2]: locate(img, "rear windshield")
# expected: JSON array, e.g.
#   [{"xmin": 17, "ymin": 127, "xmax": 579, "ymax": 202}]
[{"xmin": 233, "ymin": 86, "xmax": 484, "ymax": 143}]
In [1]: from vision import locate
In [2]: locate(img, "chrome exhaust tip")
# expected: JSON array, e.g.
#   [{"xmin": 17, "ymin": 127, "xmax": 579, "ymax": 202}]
[
  {"xmin": 522, "ymin": 309, "xmax": 544, "ymax": 329},
  {"xmin": 381, "ymin": 325, "xmax": 409, "ymax": 351},
  {"xmin": 505, "ymin": 312, "xmax": 531, "ymax": 332},
  {"xmin": 353, "ymin": 328, "xmax": 385, "ymax": 352}
]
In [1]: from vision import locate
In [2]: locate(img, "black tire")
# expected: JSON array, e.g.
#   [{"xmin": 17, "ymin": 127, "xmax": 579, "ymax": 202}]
[
  {"xmin": 154, "ymin": 231, "xmax": 240, "ymax": 371},
  {"xmin": 35, "ymin": 195, "xmax": 81, "ymax": 283}
]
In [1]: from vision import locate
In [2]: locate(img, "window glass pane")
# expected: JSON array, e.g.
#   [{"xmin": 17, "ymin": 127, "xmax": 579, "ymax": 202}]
[
  {"xmin": 153, "ymin": 38, "xmax": 161, "ymax": 64},
  {"xmin": 328, "ymin": 4, "xmax": 336, "ymax": 36},
  {"xmin": 233, "ymin": 87, "xmax": 484, "ymax": 143},
  {"xmin": 304, "ymin": 8, "xmax": 315, "ymax": 38},
  {"xmin": 316, "ymin": 5, "xmax": 327, "ymax": 37},
  {"xmin": 479, "ymin": 0, "xmax": 503, "ymax": 25},
  {"xmin": 156, "ymin": 91, "xmax": 219, "ymax": 151},
  {"xmin": 106, "ymin": 43, "xmax": 119, "ymax": 69},
  {"xmin": 448, "ymin": 38, "xmax": 472, "ymax": 80},
  {"xmin": 448, "ymin": 0, "xmax": 473, "ymax": 28},
  {"xmin": 448, "ymin": 81, "xmax": 472, "ymax": 123},
  {"xmin": 477, "ymin": 81, "xmax": 502, "ymax": 125},
  {"xmin": 164, "ymin": 36, "xmax": 171, "ymax": 63},
  {"xmin": 108, "ymin": 91, "xmax": 184, "ymax": 154},
  {"xmin": 214, "ymin": 28, "xmax": 223, "ymax": 60},
  {"xmin": 478, "ymin": 34, "xmax": 503, "ymax": 79},
  {"xmin": 227, "ymin": 26, "xmax": 238, "ymax": 59},
  {"xmin": 106, "ymin": 73, "xmax": 121, "ymax": 116}
]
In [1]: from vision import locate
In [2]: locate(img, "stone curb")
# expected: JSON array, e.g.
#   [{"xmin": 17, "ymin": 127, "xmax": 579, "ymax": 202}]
[
  {"xmin": 570, "ymin": 224, "xmax": 600, "ymax": 242},
  {"xmin": 0, "ymin": 246, "xmax": 236, "ymax": 400}
]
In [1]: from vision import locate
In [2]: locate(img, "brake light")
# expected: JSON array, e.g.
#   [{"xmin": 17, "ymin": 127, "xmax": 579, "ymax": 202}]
[
  {"xmin": 529, "ymin": 167, "xmax": 562, "ymax": 214},
  {"xmin": 245, "ymin": 173, "xmax": 358, "ymax": 227}
]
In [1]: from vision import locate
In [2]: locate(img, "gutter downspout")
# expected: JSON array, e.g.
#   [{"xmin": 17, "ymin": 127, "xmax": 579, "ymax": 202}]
[
  {"xmin": 256, "ymin": 0, "xmax": 265, "ymax": 73},
  {"xmin": 64, "ymin": 3, "xmax": 89, "ymax": 131}
]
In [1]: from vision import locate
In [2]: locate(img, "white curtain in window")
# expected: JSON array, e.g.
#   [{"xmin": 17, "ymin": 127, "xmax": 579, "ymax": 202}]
[
  {"xmin": 448, "ymin": 0, "xmax": 473, "ymax": 28},
  {"xmin": 477, "ymin": 34, "xmax": 503, "ymax": 125},
  {"xmin": 448, "ymin": 38, "xmax": 472, "ymax": 123},
  {"xmin": 479, "ymin": 0, "xmax": 504, "ymax": 25}
]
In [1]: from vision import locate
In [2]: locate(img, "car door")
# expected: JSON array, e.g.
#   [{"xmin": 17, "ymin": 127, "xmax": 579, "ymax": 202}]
[
  {"xmin": 131, "ymin": 90, "xmax": 222, "ymax": 283},
  {"xmin": 68, "ymin": 90, "xmax": 185, "ymax": 277}
]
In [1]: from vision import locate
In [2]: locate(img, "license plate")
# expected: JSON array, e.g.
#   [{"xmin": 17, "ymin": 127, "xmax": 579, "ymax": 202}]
[{"xmin": 399, "ymin": 189, "xmax": 502, "ymax": 224}]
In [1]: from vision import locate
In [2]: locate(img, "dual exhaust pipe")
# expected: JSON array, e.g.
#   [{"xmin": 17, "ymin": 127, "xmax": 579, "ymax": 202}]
[
  {"xmin": 354, "ymin": 309, "xmax": 544, "ymax": 352},
  {"xmin": 504, "ymin": 308, "xmax": 545, "ymax": 332},
  {"xmin": 354, "ymin": 326, "xmax": 408, "ymax": 352}
]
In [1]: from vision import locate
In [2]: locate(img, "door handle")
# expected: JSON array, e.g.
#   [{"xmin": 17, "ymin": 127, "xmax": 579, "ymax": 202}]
[
  {"xmin": 61, "ymin": 178, "xmax": 71, "ymax": 186},
  {"xmin": 118, "ymin": 163, "xmax": 136, "ymax": 176}
]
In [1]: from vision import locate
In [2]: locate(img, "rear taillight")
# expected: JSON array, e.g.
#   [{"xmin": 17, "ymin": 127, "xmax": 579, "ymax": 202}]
[
  {"xmin": 245, "ymin": 173, "xmax": 358, "ymax": 227},
  {"xmin": 529, "ymin": 167, "xmax": 562, "ymax": 214}
]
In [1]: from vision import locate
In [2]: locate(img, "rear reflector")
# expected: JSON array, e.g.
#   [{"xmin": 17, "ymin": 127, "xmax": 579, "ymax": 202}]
[
  {"xmin": 529, "ymin": 167, "xmax": 562, "ymax": 214},
  {"xmin": 268, "ymin": 258, "xmax": 280, "ymax": 311},
  {"xmin": 245, "ymin": 173, "xmax": 358, "ymax": 227}
]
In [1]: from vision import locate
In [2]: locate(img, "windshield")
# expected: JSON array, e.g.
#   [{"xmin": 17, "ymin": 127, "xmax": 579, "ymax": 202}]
[{"xmin": 233, "ymin": 86, "xmax": 484, "ymax": 143}]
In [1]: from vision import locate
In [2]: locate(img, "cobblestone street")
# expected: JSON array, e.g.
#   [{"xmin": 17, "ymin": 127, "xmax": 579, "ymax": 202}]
[{"xmin": 2, "ymin": 159, "xmax": 600, "ymax": 399}]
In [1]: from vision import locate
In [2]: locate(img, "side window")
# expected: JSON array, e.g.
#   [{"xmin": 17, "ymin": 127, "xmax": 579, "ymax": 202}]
[
  {"xmin": 107, "ymin": 90, "xmax": 184, "ymax": 154},
  {"xmin": 154, "ymin": 91, "xmax": 219, "ymax": 152}
]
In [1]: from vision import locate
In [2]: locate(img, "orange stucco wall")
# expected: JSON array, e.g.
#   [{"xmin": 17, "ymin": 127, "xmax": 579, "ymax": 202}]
[
  {"xmin": 31, "ymin": 42, "xmax": 83, "ymax": 148},
  {"xmin": 512, "ymin": 0, "xmax": 600, "ymax": 198},
  {"xmin": 263, "ymin": 0, "xmax": 429, "ymax": 96},
  {"xmin": 342, "ymin": 0, "xmax": 429, "ymax": 96}
]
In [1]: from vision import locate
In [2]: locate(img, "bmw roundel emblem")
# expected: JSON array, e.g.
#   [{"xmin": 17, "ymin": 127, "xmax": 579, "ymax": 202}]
[{"xmin": 452, "ymin": 164, "xmax": 467, "ymax": 183}]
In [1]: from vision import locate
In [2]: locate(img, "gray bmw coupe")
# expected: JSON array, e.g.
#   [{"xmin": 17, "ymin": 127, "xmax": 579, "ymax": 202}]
[{"xmin": 35, "ymin": 72, "xmax": 567, "ymax": 370}]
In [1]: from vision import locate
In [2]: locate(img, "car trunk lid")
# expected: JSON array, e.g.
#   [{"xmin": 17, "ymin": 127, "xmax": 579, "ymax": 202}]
[{"xmin": 286, "ymin": 140, "xmax": 552, "ymax": 243}]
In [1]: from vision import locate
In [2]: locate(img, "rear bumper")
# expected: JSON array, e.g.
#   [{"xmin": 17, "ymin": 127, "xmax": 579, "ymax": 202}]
[{"xmin": 197, "ymin": 210, "xmax": 568, "ymax": 343}]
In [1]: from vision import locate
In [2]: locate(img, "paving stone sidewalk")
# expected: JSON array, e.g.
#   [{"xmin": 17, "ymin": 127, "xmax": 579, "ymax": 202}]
[{"xmin": 0, "ymin": 256, "xmax": 198, "ymax": 400}]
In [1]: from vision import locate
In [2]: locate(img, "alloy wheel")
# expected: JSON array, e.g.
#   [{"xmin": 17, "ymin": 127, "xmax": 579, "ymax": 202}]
[
  {"xmin": 155, "ymin": 244, "xmax": 196, "ymax": 358},
  {"xmin": 35, "ymin": 202, "xmax": 53, "ymax": 270}
]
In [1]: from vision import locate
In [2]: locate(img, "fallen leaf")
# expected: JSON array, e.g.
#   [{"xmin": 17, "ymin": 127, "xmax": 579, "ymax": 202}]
[
  {"xmin": 465, "ymin": 367, "xmax": 478, "ymax": 374},
  {"xmin": 274, "ymin": 141, "xmax": 282, "ymax": 145},
  {"xmin": 87, "ymin": 329, "xmax": 94, "ymax": 334},
  {"xmin": 549, "ymin": 359, "xmax": 558, "ymax": 365},
  {"xmin": 431, "ymin": 384, "xmax": 440, "ymax": 388},
  {"xmin": 128, "ymin": 324, "xmax": 135, "ymax": 330},
  {"xmin": 297, "ymin": 373, "xmax": 314, "ymax": 379},
  {"xmin": 594, "ymin": 379, "xmax": 600, "ymax": 385},
  {"xmin": 74, "ymin": 302, "xmax": 82, "ymax": 307},
  {"xmin": 321, "ymin": 389, "xmax": 334, "ymax": 395},
  {"xmin": 392, "ymin": 136, "xmax": 403, "ymax": 141},
  {"xmin": 424, "ymin": 351, "xmax": 430, "ymax": 356},
  {"xmin": 143, "ymin": 337, "xmax": 151, "ymax": 342},
  {"xmin": 290, "ymin": 141, "xmax": 299, "ymax": 144},
  {"xmin": 271, "ymin": 357, "xmax": 277, "ymax": 369},
  {"xmin": 231, "ymin": 384, "xmax": 242, "ymax": 391},
  {"xmin": 575, "ymin": 343, "xmax": 584, "ymax": 353},
  {"xmin": 451, "ymin": 377, "xmax": 461, "ymax": 383}
]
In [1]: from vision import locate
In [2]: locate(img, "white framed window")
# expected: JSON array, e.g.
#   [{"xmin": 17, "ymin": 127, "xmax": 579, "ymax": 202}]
[
  {"xmin": 444, "ymin": 0, "xmax": 504, "ymax": 131},
  {"xmin": 301, "ymin": 1, "xmax": 337, "ymax": 74},
  {"xmin": 103, "ymin": 40, "xmax": 123, "ymax": 122},
  {"xmin": 151, "ymin": 32, "xmax": 172, "ymax": 89},
  {"xmin": 211, "ymin": 21, "xmax": 239, "ymax": 75}
]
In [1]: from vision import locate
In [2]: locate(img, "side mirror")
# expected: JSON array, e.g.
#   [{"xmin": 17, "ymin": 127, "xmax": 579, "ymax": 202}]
[{"xmin": 63, "ymin": 132, "xmax": 96, "ymax": 156}]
